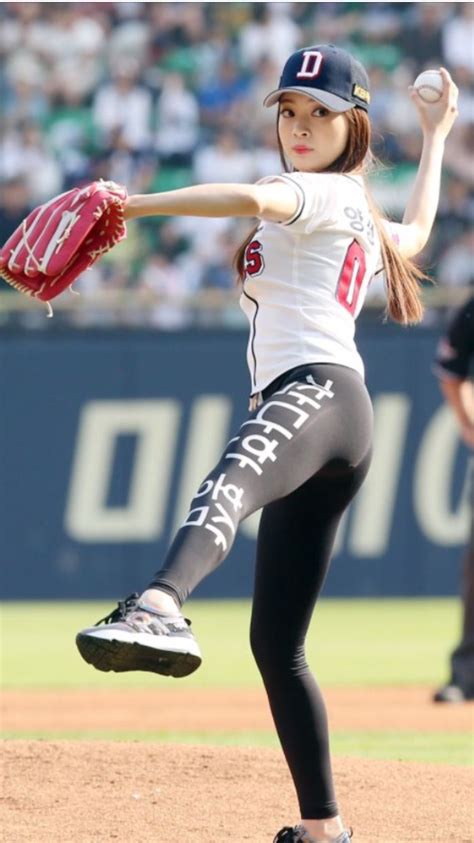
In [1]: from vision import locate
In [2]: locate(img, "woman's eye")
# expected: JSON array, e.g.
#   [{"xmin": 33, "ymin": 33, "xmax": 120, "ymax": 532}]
[{"xmin": 280, "ymin": 106, "xmax": 328, "ymax": 118}]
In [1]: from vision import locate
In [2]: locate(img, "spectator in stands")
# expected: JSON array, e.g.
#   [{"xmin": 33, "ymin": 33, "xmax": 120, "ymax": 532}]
[
  {"xmin": 43, "ymin": 83, "xmax": 97, "ymax": 189},
  {"xmin": 196, "ymin": 57, "xmax": 250, "ymax": 131},
  {"xmin": 0, "ymin": 121, "xmax": 62, "ymax": 204},
  {"xmin": 238, "ymin": 3, "xmax": 300, "ymax": 70},
  {"xmin": 155, "ymin": 73, "xmax": 200, "ymax": 167},
  {"xmin": 444, "ymin": 122, "xmax": 474, "ymax": 185},
  {"xmin": 33, "ymin": 4, "xmax": 105, "ymax": 65},
  {"xmin": 199, "ymin": 230, "xmax": 236, "ymax": 291},
  {"xmin": 3, "ymin": 70, "xmax": 50, "ymax": 128},
  {"xmin": 193, "ymin": 129, "xmax": 255, "ymax": 184},
  {"xmin": 362, "ymin": 65, "xmax": 392, "ymax": 133},
  {"xmin": 442, "ymin": 3, "xmax": 474, "ymax": 75},
  {"xmin": 137, "ymin": 253, "xmax": 193, "ymax": 329},
  {"xmin": 438, "ymin": 231, "xmax": 474, "ymax": 290},
  {"xmin": 92, "ymin": 58, "xmax": 153, "ymax": 152},
  {"xmin": 0, "ymin": 1, "xmax": 472, "ymax": 326},
  {"xmin": 433, "ymin": 176, "xmax": 474, "ymax": 261},
  {"xmin": 100, "ymin": 129, "xmax": 155, "ymax": 193},
  {"xmin": 0, "ymin": 176, "xmax": 31, "ymax": 250},
  {"xmin": 252, "ymin": 124, "xmax": 283, "ymax": 180},
  {"xmin": 351, "ymin": 7, "xmax": 403, "ymax": 72},
  {"xmin": 398, "ymin": 3, "xmax": 448, "ymax": 71},
  {"xmin": 106, "ymin": 4, "xmax": 150, "ymax": 70},
  {"xmin": 172, "ymin": 214, "xmax": 234, "ymax": 277},
  {"xmin": 245, "ymin": 56, "xmax": 284, "ymax": 136}
]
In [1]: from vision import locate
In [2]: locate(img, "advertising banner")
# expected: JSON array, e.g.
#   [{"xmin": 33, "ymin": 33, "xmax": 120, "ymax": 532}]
[{"xmin": 0, "ymin": 326, "xmax": 469, "ymax": 599}]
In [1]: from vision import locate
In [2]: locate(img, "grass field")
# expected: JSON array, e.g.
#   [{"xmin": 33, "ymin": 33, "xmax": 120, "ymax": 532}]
[
  {"xmin": 2, "ymin": 598, "xmax": 472, "ymax": 765},
  {"xmin": 4, "ymin": 727, "xmax": 469, "ymax": 766},
  {"xmin": 0, "ymin": 598, "xmax": 462, "ymax": 688}
]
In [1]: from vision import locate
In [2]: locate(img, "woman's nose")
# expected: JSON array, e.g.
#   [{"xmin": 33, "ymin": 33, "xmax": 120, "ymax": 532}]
[{"xmin": 293, "ymin": 122, "xmax": 310, "ymax": 137}]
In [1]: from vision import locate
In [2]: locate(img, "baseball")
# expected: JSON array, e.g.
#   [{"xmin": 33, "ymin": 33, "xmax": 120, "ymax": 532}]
[{"xmin": 413, "ymin": 70, "xmax": 443, "ymax": 102}]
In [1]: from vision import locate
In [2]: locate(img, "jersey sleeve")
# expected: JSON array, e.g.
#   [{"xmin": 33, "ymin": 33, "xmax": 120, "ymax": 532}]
[
  {"xmin": 257, "ymin": 172, "xmax": 335, "ymax": 234},
  {"xmin": 374, "ymin": 220, "xmax": 406, "ymax": 275},
  {"xmin": 434, "ymin": 298, "xmax": 474, "ymax": 380},
  {"xmin": 383, "ymin": 220, "xmax": 402, "ymax": 247}
]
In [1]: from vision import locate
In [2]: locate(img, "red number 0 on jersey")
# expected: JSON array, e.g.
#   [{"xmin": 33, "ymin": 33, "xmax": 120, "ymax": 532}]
[{"xmin": 336, "ymin": 239, "xmax": 367, "ymax": 315}]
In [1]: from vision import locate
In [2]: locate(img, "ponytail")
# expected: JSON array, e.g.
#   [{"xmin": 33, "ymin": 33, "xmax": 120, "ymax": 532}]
[{"xmin": 364, "ymin": 185, "xmax": 427, "ymax": 325}]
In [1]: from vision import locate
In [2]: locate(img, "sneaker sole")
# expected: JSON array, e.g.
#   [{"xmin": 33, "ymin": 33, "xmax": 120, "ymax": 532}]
[{"xmin": 75, "ymin": 633, "xmax": 202, "ymax": 678}]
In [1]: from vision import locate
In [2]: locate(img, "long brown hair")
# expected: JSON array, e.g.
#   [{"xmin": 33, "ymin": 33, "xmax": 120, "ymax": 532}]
[{"xmin": 234, "ymin": 106, "xmax": 426, "ymax": 324}]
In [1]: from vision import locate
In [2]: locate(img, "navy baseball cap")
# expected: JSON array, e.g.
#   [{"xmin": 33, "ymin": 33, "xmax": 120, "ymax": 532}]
[{"xmin": 263, "ymin": 44, "xmax": 370, "ymax": 112}]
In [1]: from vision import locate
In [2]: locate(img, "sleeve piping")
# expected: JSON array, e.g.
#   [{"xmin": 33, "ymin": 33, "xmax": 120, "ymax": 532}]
[
  {"xmin": 257, "ymin": 174, "xmax": 306, "ymax": 226},
  {"xmin": 276, "ymin": 174, "xmax": 306, "ymax": 226}
]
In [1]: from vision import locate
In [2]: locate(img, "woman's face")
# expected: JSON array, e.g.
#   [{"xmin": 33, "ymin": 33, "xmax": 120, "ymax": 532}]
[{"xmin": 277, "ymin": 93, "xmax": 350, "ymax": 172}]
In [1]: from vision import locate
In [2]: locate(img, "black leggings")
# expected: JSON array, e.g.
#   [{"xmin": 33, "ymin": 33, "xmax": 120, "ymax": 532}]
[{"xmin": 148, "ymin": 363, "xmax": 373, "ymax": 818}]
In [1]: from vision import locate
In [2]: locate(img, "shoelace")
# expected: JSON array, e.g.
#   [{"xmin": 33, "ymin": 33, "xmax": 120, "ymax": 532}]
[
  {"xmin": 273, "ymin": 827, "xmax": 353, "ymax": 843},
  {"xmin": 293, "ymin": 828, "xmax": 316, "ymax": 843},
  {"xmin": 273, "ymin": 828, "xmax": 312, "ymax": 843},
  {"xmin": 95, "ymin": 592, "xmax": 140, "ymax": 625},
  {"xmin": 94, "ymin": 593, "xmax": 192, "ymax": 635}
]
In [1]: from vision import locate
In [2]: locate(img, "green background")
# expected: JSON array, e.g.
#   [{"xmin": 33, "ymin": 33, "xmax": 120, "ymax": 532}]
[{"xmin": 1, "ymin": 599, "xmax": 472, "ymax": 765}]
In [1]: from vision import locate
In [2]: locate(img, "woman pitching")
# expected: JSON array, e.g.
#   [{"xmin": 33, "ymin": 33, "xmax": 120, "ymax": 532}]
[{"xmin": 76, "ymin": 45, "xmax": 458, "ymax": 843}]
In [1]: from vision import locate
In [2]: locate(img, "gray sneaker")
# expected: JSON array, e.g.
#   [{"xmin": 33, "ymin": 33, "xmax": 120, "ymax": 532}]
[
  {"xmin": 273, "ymin": 827, "xmax": 352, "ymax": 843},
  {"xmin": 75, "ymin": 593, "xmax": 202, "ymax": 678},
  {"xmin": 432, "ymin": 683, "xmax": 473, "ymax": 703}
]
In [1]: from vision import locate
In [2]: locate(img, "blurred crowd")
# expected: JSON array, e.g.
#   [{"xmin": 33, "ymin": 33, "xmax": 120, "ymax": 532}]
[{"xmin": 0, "ymin": 1, "xmax": 473, "ymax": 328}]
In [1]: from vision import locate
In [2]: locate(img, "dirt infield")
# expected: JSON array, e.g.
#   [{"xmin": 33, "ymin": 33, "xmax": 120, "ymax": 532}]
[
  {"xmin": 1, "ymin": 687, "xmax": 473, "ymax": 842},
  {"xmin": 2, "ymin": 685, "xmax": 474, "ymax": 734}
]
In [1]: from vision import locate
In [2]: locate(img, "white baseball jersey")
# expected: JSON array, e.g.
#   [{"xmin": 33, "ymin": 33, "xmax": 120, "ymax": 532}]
[{"xmin": 239, "ymin": 171, "xmax": 398, "ymax": 393}]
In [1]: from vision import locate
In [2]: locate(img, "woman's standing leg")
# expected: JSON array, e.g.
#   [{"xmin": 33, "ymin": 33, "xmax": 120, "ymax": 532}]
[{"xmin": 251, "ymin": 459, "xmax": 371, "ymax": 840}]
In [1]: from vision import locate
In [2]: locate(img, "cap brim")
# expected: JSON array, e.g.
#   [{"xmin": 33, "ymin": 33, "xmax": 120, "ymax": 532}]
[{"xmin": 263, "ymin": 86, "xmax": 354, "ymax": 112}]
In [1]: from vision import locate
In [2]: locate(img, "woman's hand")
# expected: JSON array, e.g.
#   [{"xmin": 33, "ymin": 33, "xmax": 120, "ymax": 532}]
[
  {"xmin": 401, "ymin": 68, "xmax": 459, "ymax": 256},
  {"xmin": 409, "ymin": 67, "xmax": 459, "ymax": 141}
]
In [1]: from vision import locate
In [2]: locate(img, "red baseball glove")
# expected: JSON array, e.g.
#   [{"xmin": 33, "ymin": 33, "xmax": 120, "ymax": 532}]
[{"xmin": 0, "ymin": 180, "xmax": 128, "ymax": 315}]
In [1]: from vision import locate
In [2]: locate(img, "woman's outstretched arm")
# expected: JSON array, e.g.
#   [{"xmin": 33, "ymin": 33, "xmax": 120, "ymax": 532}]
[{"xmin": 124, "ymin": 181, "xmax": 299, "ymax": 223}]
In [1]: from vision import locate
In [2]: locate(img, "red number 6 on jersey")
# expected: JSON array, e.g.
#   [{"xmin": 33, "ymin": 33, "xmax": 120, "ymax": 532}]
[{"xmin": 336, "ymin": 239, "xmax": 367, "ymax": 315}]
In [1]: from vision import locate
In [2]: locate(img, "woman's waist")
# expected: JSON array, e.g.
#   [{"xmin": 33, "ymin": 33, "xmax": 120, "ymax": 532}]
[{"xmin": 249, "ymin": 357, "xmax": 366, "ymax": 410}]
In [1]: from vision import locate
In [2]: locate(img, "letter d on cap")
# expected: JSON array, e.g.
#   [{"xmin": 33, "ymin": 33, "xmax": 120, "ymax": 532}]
[{"xmin": 296, "ymin": 51, "xmax": 323, "ymax": 79}]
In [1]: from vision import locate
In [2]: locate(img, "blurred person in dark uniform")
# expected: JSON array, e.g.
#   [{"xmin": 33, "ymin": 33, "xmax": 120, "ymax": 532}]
[{"xmin": 433, "ymin": 294, "xmax": 474, "ymax": 702}]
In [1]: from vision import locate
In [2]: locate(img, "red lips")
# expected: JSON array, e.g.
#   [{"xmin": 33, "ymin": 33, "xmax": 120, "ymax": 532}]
[{"xmin": 292, "ymin": 145, "xmax": 313, "ymax": 154}]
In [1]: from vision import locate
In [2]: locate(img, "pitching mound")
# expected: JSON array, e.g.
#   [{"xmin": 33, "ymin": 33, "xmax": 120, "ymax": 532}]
[
  {"xmin": 2, "ymin": 685, "xmax": 473, "ymax": 841},
  {"xmin": 2, "ymin": 740, "xmax": 473, "ymax": 842}
]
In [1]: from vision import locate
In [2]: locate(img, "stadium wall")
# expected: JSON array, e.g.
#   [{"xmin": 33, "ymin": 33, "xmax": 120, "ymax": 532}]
[{"xmin": 0, "ymin": 325, "xmax": 470, "ymax": 599}]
